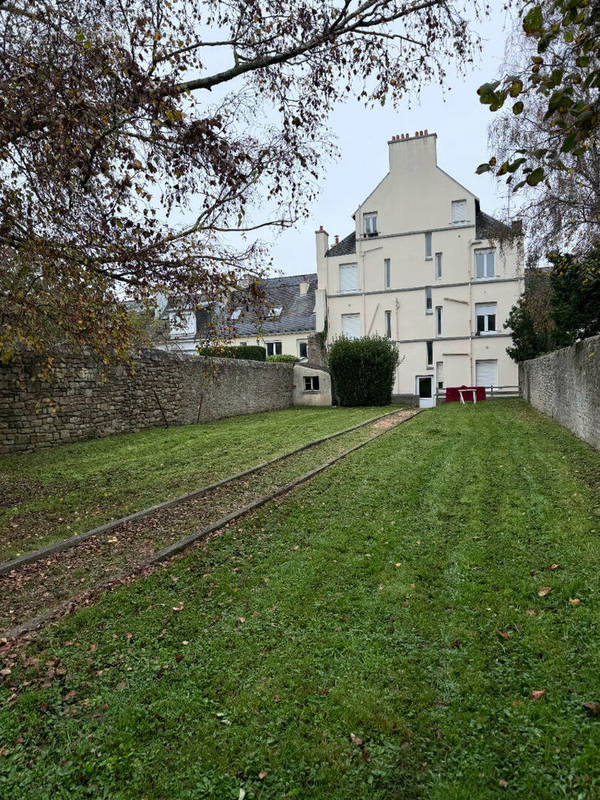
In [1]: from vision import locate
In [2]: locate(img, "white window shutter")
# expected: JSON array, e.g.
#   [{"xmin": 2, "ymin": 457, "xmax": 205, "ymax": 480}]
[
  {"xmin": 476, "ymin": 359, "xmax": 498, "ymax": 388},
  {"xmin": 339, "ymin": 263, "xmax": 358, "ymax": 293},
  {"xmin": 452, "ymin": 200, "xmax": 466, "ymax": 223},
  {"xmin": 341, "ymin": 314, "xmax": 361, "ymax": 339}
]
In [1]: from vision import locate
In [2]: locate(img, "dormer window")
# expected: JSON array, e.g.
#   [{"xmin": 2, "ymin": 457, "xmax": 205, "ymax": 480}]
[
  {"xmin": 267, "ymin": 306, "xmax": 283, "ymax": 318},
  {"xmin": 363, "ymin": 212, "xmax": 378, "ymax": 237},
  {"xmin": 230, "ymin": 308, "xmax": 242, "ymax": 320}
]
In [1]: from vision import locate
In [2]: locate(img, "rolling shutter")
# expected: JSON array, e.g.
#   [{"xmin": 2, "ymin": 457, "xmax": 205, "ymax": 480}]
[
  {"xmin": 341, "ymin": 313, "xmax": 360, "ymax": 339},
  {"xmin": 476, "ymin": 359, "xmax": 498, "ymax": 388},
  {"xmin": 339, "ymin": 263, "xmax": 358, "ymax": 293}
]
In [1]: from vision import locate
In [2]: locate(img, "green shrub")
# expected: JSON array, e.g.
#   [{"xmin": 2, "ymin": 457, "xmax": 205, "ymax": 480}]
[
  {"xmin": 198, "ymin": 345, "xmax": 266, "ymax": 361},
  {"xmin": 328, "ymin": 336, "xmax": 399, "ymax": 406},
  {"xmin": 266, "ymin": 354, "xmax": 300, "ymax": 363}
]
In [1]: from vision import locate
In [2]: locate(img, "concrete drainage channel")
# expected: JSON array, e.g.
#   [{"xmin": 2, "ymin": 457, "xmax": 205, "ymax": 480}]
[{"xmin": 0, "ymin": 408, "xmax": 420, "ymax": 641}]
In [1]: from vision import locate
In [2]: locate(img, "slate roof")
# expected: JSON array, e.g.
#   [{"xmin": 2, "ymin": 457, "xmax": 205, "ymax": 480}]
[
  {"xmin": 231, "ymin": 273, "xmax": 317, "ymax": 336},
  {"xmin": 325, "ymin": 231, "xmax": 356, "ymax": 258},
  {"xmin": 475, "ymin": 203, "xmax": 512, "ymax": 239}
]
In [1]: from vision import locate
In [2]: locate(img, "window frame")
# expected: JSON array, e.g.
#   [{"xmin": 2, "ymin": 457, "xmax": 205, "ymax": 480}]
[
  {"xmin": 363, "ymin": 212, "xmax": 378, "ymax": 237},
  {"xmin": 426, "ymin": 340, "xmax": 433, "ymax": 368},
  {"xmin": 384, "ymin": 258, "xmax": 391, "ymax": 289},
  {"xmin": 385, "ymin": 309, "xmax": 392, "ymax": 339},
  {"xmin": 435, "ymin": 305, "xmax": 443, "ymax": 337},
  {"xmin": 425, "ymin": 286, "xmax": 433, "ymax": 314},
  {"xmin": 475, "ymin": 302, "xmax": 497, "ymax": 335},
  {"xmin": 451, "ymin": 199, "xmax": 467, "ymax": 224},
  {"xmin": 341, "ymin": 312, "xmax": 361, "ymax": 340},
  {"xmin": 298, "ymin": 340, "xmax": 308, "ymax": 359},
  {"xmin": 266, "ymin": 341, "xmax": 283, "ymax": 356},
  {"xmin": 304, "ymin": 375, "xmax": 320, "ymax": 392},
  {"xmin": 475, "ymin": 248, "xmax": 496, "ymax": 280},
  {"xmin": 425, "ymin": 232, "xmax": 432, "ymax": 260},
  {"xmin": 435, "ymin": 252, "xmax": 442, "ymax": 280},
  {"xmin": 339, "ymin": 262, "xmax": 359, "ymax": 294}
]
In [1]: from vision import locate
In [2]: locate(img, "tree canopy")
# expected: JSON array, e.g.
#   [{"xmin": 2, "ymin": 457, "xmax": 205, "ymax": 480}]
[
  {"xmin": 0, "ymin": 0, "xmax": 479, "ymax": 364},
  {"xmin": 477, "ymin": 0, "xmax": 600, "ymax": 251}
]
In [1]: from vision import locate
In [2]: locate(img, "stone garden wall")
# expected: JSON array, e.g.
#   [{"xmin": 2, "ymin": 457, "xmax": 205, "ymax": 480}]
[
  {"xmin": 0, "ymin": 348, "xmax": 294, "ymax": 453},
  {"xmin": 520, "ymin": 334, "xmax": 599, "ymax": 450}
]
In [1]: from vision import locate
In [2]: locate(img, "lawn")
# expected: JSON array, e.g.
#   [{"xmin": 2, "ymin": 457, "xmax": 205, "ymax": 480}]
[
  {"xmin": 0, "ymin": 405, "xmax": 395, "ymax": 562},
  {"xmin": 1, "ymin": 399, "xmax": 600, "ymax": 799}
]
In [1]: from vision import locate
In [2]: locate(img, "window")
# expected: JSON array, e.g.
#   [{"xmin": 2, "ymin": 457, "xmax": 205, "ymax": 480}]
[
  {"xmin": 476, "ymin": 359, "xmax": 498, "ymax": 389},
  {"xmin": 170, "ymin": 310, "xmax": 195, "ymax": 337},
  {"xmin": 384, "ymin": 258, "xmax": 391, "ymax": 289},
  {"xmin": 363, "ymin": 212, "xmax": 378, "ymax": 236},
  {"xmin": 451, "ymin": 199, "xmax": 467, "ymax": 224},
  {"xmin": 426, "ymin": 340, "xmax": 433, "ymax": 368},
  {"xmin": 475, "ymin": 249, "xmax": 496, "ymax": 279},
  {"xmin": 239, "ymin": 342, "xmax": 247, "ymax": 346},
  {"xmin": 435, "ymin": 306, "xmax": 442, "ymax": 336},
  {"xmin": 339, "ymin": 263, "xmax": 358, "ymax": 293},
  {"xmin": 385, "ymin": 310, "xmax": 392, "ymax": 339},
  {"xmin": 341, "ymin": 313, "xmax": 360, "ymax": 339},
  {"xmin": 425, "ymin": 232, "xmax": 432, "ymax": 259},
  {"xmin": 425, "ymin": 286, "xmax": 432, "ymax": 313},
  {"xmin": 475, "ymin": 302, "xmax": 497, "ymax": 335},
  {"xmin": 304, "ymin": 375, "xmax": 320, "ymax": 391},
  {"xmin": 436, "ymin": 361, "xmax": 444, "ymax": 390},
  {"xmin": 267, "ymin": 306, "xmax": 283, "ymax": 318},
  {"xmin": 266, "ymin": 341, "xmax": 282, "ymax": 356},
  {"xmin": 435, "ymin": 252, "xmax": 442, "ymax": 279},
  {"xmin": 230, "ymin": 308, "xmax": 242, "ymax": 320},
  {"xmin": 298, "ymin": 340, "xmax": 308, "ymax": 359}
]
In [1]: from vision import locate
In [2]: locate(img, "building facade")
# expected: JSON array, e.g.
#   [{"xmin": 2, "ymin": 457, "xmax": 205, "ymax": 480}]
[
  {"xmin": 163, "ymin": 273, "xmax": 317, "ymax": 360},
  {"xmin": 315, "ymin": 131, "xmax": 524, "ymax": 406}
]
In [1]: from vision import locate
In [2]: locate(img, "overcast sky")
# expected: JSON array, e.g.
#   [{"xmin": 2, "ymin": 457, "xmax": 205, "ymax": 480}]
[{"xmin": 265, "ymin": 4, "xmax": 517, "ymax": 277}]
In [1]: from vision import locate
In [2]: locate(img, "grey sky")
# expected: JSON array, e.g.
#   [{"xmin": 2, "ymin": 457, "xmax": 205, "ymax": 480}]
[{"xmin": 267, "ymin": 4, "xmax": 516, "ymax": 277}]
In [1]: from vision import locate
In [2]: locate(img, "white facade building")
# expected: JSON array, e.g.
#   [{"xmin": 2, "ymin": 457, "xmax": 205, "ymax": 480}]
[{"xmin": 315, "ymin": 131, "xmax": 524, "ymax": 406}]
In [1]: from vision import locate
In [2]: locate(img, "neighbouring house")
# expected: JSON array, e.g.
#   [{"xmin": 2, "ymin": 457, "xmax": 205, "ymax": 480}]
[
  {"xmin": 162, "ymin": 273, "xmax": 318, "ymax": 359},
  {"xmin": 314, "ymin": 130, "xmax": 524, "ymax": 406}
]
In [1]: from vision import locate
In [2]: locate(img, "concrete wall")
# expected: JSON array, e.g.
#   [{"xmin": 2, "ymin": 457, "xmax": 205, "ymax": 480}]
[
  {"xmin": 293, "ymin": 364, "xmax": 332, "ymax": 406},
  {"xmin": 520, "ymin": 335, "xmax": 600, "ymax": 450},
  {"xmin": 0, "ymin": 349, "xmax": 294, "ymax": 454}
]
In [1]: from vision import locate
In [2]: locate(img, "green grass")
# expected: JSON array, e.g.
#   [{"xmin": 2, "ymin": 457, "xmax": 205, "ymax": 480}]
[
  {"xmin": 0, "ymin": 406, "xmax": 395, "ymax": 561},
  {"xmin": 1, "ymin": 399, "xmax": 599, "ymax": 799}
]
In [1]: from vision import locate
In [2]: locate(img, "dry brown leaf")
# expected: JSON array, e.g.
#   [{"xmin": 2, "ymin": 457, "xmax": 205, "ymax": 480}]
[
  {"xmin": 174, "ymin": 653, "xmax": 184, "ymax": 663},
  {"xmin": 499, "ymin": 779, "xmax": 508, "ymax": 788},
  {"xmin": 350, "ymin": 733, "xmax": 363, "ymax": 746},
  {"xmin": 530, "ymin": 689, "xmax": 546, "ymax": 701},
  {"xmin": 450, "ymin": 639, "xmax": 460, "ymax": 648},
  {"xmin": 526, "ymin": 609, "xmax": 538, "ymax": 616},
  {"xmin": 90, "ymin": 644, "xmax": 97, "ymax": 652},
  {"xmin": 569, "ymin": 598, "xmax": 581, "ymax": 606},
  {"xmin": 583, "ymin": 702, "xmax": 600, "ymax": 716},
  {"xmin": 548, "ymin": 563, "xmax": 561, "ymax": 571},
  {"xmin": 537, "ymin": 587, "xmax": 552, "ymax": 597},
  {"xmin": 258, "ymin": 770, "xmax": 267, "ymax": 780},
  {"xmin": 496, "ymin": 630, "xmax": 511, "ymax": 640},
  {"xmin": 238, "ymin": 617, "xmax": 245, "ymax": 623}
]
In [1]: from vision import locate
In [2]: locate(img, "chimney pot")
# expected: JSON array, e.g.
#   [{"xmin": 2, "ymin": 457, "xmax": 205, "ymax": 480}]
[
  {"xmin": 424, "ymin": 129, "xmax": 428, "ymax": 135},
  {"xmin": 414, "ymin": 131, "xmax": 418, "ymax": 137},
  {"xmin": 319, "ymin": 225, "xmax": 323, "ymax": 231},
  {"xmin": 420, "ymin": 130, "xmax": 423, "ymax": 136},
  {"xmin": 335, "ymin": 235, "xmax": 339, "ymax": 244}
]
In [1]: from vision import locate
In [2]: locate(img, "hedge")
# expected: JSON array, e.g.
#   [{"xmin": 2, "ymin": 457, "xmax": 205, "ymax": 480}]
[
  {"xmin": 266, "ymin": 354, "xmax": 300, "ymax": 363},
  {"xmin": 328, "ymin": 336, "xmax": 399, "ymax": 406},
  {"xmin": 197, "ymin": 345, "xmax": 266, "ymax": 361}
]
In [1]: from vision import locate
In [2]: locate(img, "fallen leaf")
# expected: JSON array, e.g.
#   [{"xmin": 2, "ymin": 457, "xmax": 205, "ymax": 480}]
[
  {"xmin": 107, "ymin": 536, "xmax": 118, "ymax": 543},
  {"xmin": 238, "ymin": 790, "xmax": 246, "ymax": 800},
  {"xmin": 238, "ymin": 617, "xmax": 245, "ymax": 623},
  {"xmin": 537, "ymin": 587, "xmax": 552, "ymax": 597},
  {"xmin": 583, "ymin": 702, "xmax": 600, "ymax": 716},
  {"xmin": 395, "ymin": 563, "xmax": 402, "ymax": 567},
  {"xmin": 174, "ymin": 653, "xmax": 184, "ymax": 663},
  {"xmin": 350, "ymin": 733, "xmax": 363, "ymax": 746},
  {"xmin": 64, "ymin": 690, "xmax": 76, "ymax": 702},
  {"xmin": 569, "ymin": 598, "xmax": 581, "ymax": 606},
  {"xmin": 499, "ymin": 779, "xmax": 508, "ymax": 788},
  {"xmin": 0, "ymin": 747, "xmax": 10, "ymax": 757},
  {"xmin": 526, "ymin": 609, "xmax": 538, "ymax": 616},
  {"xmin": 496, "ymin": 630, "xmax": 511, "ymax": 640},
  {"xmin": 548, "ymin": 563, "xmax": 561, "ymax": 571},
  {"xmin": 90, "ymin": 644, "xmax": 97, "ymax": 652},
  {"xmin": 0, "ymin": 668, "xmax": 11, "ymax": 677},
  {"xmin": 258, "ymin": 770, "xmax": 267, "ymax": 780},
  {"xmin": 172, "ymin": 603, "xmax": 184, "ymax": 612},
  {"xmin": 530, "ymin": 689, "xmax": 546, "ymax": 701},
  {"xmin": 361, "ymin": 749, "xmax": 371, "ymax": 762},
  {"xmin": 450, "ymin": 639, "xmax": 460, "ymax": 648}
]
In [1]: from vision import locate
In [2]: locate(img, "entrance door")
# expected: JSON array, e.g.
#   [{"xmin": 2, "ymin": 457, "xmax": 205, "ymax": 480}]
[{"xmin": 416, "ymin": 376, "xmax": 434, "ymax": 408}]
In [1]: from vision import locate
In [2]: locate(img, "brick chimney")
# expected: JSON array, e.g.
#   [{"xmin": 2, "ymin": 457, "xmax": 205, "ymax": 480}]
[{"xmin": 299, "ymin": 277, "xmax": 310, "ymax": 295}]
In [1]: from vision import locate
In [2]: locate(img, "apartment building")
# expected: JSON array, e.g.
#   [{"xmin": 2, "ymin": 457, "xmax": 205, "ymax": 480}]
[{"xmin": 315, "ymin": 131, "xmax": 524, "ymax": 406}]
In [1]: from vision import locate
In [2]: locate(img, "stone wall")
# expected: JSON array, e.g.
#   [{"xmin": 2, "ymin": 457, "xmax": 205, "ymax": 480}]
[
  {"xmin": 0, "ymin": 349, "xmax": 294, "ymax": 453},
  {"xmin": 520, "ymin": 334, "xmax": 600, "ymax": 450}
]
